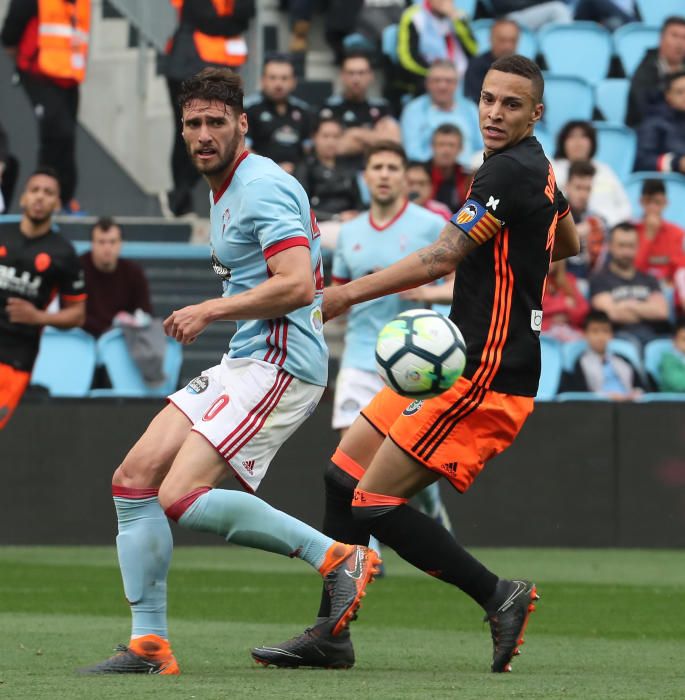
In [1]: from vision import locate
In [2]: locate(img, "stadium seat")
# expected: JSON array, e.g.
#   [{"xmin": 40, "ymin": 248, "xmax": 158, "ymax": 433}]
[
  {"xmin": 30, "ymin": 327, "xmax": 97, "ymax": 397},
  {"xmin": 542, "ymin": 76, "xmax": 594, "ymax": 137},
  {"xmin": 562, "ymin": 338, "xmax": 643, "ymax": 372},
  {"xmin": 555, "ymin": 392, "xmax": 610, "ymax": 401},
  {"xmin": 536, "ymin": 336, "xmax": 563, "ymax": 400},
  {"xmin": 613, "ymin": 23, "xmax": 660, "ymax": 76},
  {"xmin": 593, "ymin": 122, "xmax": 637, "ymax": 182},
  {"xmin": 534, "ymin": 121, "xmax": 554, "ymax": 156},
  {"xmin": 624, "ymin": 173, "xmax": 685, "ymax": 225},
  {"xmin": 92, "ymin": 328, "xmax": 183, "ymax": 398},
  {"xmin": 538, "ymin": 23, "xmax": 612, "ymax": 86},
  {"xmin": 643, "ymin": 338, "xmax": 675, "ymax": 385},
  {"xmin": 413, "ymin": 0, "xmax": 478, "ymax": 16},
  {"xmin": 595, "ymin": 78, "xmax": 630, "ymax": 124},
  {"xmin": 637, "ymin": 392, "xmax": 685, "ymax": 402},
  {"xmin": 635, "ymin": 0, "xmax": 683, "ymax": 27},
  {"xmin": 381, "ymin": 24, "xmax": 398, "ymax": 63},
  {"xmin": 469, "ymin": 19, "xmax": 537, "ymax": 60}
]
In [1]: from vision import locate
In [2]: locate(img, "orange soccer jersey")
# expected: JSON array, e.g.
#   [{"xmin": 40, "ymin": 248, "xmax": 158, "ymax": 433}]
[{"xmin": 0, "ymin": 363, "xmax": 31, "ymax": 430}]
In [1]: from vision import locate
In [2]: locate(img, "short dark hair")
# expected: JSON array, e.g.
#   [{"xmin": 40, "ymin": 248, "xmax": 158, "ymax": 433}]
[
  {"xmin": 662, "ymin": 16, "xmax": 685, "ymax": 34},
  {"xmin": 406, "ymin": 161, "xmax": 431, "ymax": 177},
  {"xmin": 609, "ymin": 220, "xmax": 637, "ymax": 239},
  {"xmin": 568, "ymin": 160, "xmax": 596, "ymax": 180},
  {"xmin": 432, "ymin": 123, "xmax": 463, "ymax": 141},
  {"xmin": 584, "ymin": 309, "xmax": 612, "ymax": 329},
  {"xmin": 314, "ymin": 115, "xmax": 343, "ymax": 133},
  {"xmin": 488, "ymin": 54, "xmax": 544, "ymax": 102},
  {"xmin": 365, "ymin": 140, "xmax": 407, "ymax": 167},
  {"xmin": 641, "ymin": 179, "xmax": 666, "ymax": 197},
  {"xmin": 554, "ymin": 120, "xmax": 597, "ymax": 160},
  {"xmin": 91, "ymin": 216, "xmax": 120, "ymax": 239},
  {"xmin": 342, "ymin": 51, "xmax": 372, "ymax": 69},
  {"xmin": 178, "ymin": 67, "xmax": 244, "ymax": 113},
  {"xmin": 665, "ymin": 70, "xmax": 685, "ymax": 91},
  {"xmin": 262, "ymin": 52, "xmax": 295, "ymax": 74},
  {"xmin": 492, "ymin": 18, "xmax": 520, "ymax": 34},
  {"xmin": 28, "ymin": 166, "xmax": 61, "ymax": 193}
]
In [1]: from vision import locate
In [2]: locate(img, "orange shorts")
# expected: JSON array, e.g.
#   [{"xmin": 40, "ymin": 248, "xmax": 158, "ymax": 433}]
[
  {"xmin": 0, "ymin": 363, "xmax": 31, "ymax": 430},
  {"xmin": 360, "ymin": 376, "xmax": 534, "ymax": 493}
]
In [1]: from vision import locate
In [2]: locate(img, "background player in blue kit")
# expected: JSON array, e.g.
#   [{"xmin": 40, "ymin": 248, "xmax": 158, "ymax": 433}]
[{"xmin": 81, "ymin": 68, "xmax": 380, "ymax": 675}]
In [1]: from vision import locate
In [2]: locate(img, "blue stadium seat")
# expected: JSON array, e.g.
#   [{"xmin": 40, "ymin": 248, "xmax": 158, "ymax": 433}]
[
  {"xmin": 613, "ymin": 23, "xmax": 659, "ymax": 76},
  {"xmin": 538, "ymin": 23, "xmax": 612, "ymax": 86},
  {"xmin": 534, "ymin": 122, "xmax": 553, "ymax": 155},
  {"xmin": 624, "ymin": 173, "xmax": 685, "ymax": 226},
  {"xmin": 593, "ymin": 122, "xmax": 637, "ymax": 182},
  {"xmin": 637, "ymin": 392, "xmax": 685, "ymax": 402},
  {"xmin": 30, "ymin": 327, "xmax": 97, "ymax": 397},
  {"xmin": 413, "ymin": 0, "xmax": 478, "ymax": 16},
  {"xmin": 562, "ymin": 338, "xmax": 643, "ymax": 372},
  {"xmin": 469, "ymin": 19, "xmax": 537, "ymax": 60},
  {"xmin": 556, "ymin": 392, "xmax": 610, "ymax": 401},
  {"xmin": 536, "ymin": 336, "xmax": 563, "ymax": 400},
  {"xmin": 635, "ymin": 0, "xmax": 683, "ymax": 27},
  {"xmin": 595, "ymin": 78, "xmax": 630, "ymax": 124},
  {"xmin": 643, "ymin": 338, "xmax": 675, "ymax": 385},
  {"xmin": 382, "ymin": 24, "xmax": 398, "ymax": 63},
  {"xmin": 92, "ymin": 328, "xmax": 183, "ymax": 398},
  {"xmin": 543, "ymin": 76, "xmax": 594, "ymax": 137}
]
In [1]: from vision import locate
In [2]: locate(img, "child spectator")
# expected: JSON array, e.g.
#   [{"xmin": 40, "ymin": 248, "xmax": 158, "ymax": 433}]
[
  {"xmin": 406, "ymin": 161, "xmax": 452, "ymax": 220},
  {"xmin": 562, "ymin": 310, "xmax": 646, "ymax": 399},
  {"xmin": 542, "ymin": 260, "xmax": 589, "ymax": 342},
  {"xmin": 427, "ymin": 124, "xmax": 473, "ymax": 212},
  {"xmin": 657, "ymin": 319, "xmax": 685, "ymax": 392}
]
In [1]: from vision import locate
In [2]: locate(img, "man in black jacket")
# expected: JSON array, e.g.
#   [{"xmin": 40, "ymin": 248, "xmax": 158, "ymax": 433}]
[
  {"xmin": 626, "ymin": 16, "xmax": 685, "ymax": 128},
  {"xmin": 162, "ymin": 0, "xmax": 255, "ymax": 217}
]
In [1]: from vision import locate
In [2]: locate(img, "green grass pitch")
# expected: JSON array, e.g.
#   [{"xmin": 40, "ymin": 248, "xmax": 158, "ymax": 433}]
[{"xmin": 1, "ymin": 547, "xmax": 684, "ymax": 699}]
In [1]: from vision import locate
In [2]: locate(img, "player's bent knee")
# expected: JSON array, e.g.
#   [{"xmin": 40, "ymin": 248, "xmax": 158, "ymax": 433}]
[
  {"xmin": 351, "ymin": 487, "xmax": 408, "ymax": 520},
  {"xmin": 158, "ymin": 483, "xmax": 210, "ymax": 520}
]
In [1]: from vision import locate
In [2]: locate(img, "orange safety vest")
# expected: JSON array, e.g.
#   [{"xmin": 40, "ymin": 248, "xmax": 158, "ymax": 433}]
[
  {"xmin": 170, "ymin": 0, "xmax": 247, "ymax": 67},
  {"xmin": 37, "ymin": 0, "xmax": 90, "ymax": 83}
]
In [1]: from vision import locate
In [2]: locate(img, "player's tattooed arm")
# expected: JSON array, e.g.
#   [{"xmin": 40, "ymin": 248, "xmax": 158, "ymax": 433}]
[{"xmin": 418, "ymin": 223, "xmax": 478, "ymax": 279}]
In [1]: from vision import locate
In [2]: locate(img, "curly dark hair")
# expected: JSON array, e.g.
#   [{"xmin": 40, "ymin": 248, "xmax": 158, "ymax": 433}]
[{"xmin": 178, "ymin": 67, "xmax": 244, "ymax": 113}]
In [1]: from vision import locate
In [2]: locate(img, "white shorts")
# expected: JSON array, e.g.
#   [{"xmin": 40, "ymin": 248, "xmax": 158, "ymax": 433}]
[
  {"xmin": 169, "ymin": 357, "xmax": 324, "ymax": 492},
  {"xmin": 332, "ymin": 367, "xmax": 385, "ymax": 430}
]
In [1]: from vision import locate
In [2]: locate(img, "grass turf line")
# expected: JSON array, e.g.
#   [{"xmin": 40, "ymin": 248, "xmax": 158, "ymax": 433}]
[{"xmin": 1, "ymin": 547, "xmax": 684, "ymax": 699}]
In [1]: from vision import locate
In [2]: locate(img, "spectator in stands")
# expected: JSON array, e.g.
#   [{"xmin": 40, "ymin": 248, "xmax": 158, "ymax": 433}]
[
  {"xmin": 406, "ymin": 161, "xmax": 452, "ymax": 220},
  {"xmin": 562, "ymin": 310, "xmax": 646, "ymax": 399},
  {"xmin": 79, "ymin": 217, "xmax": 153, "ymax": 338},
  {"xmin": 634, "ymin": 179, "xmax": 685, "ymax": 287},
  {"xmin": 162, "ymin": 0, "xmax": 255, "ymax": 217},
  {"xmin": 634, "ymin": 71, "xmax": 685, "ymax": 174},
  {"xmin": 294, "ymin": 117, "xmax": 362, "ymax": 222},
  {"xmin": 244, "ymin": 54, "xmax": 313, "ymax": 174},
  {"xmin": 350, "ymin": 0, "xmax": 407, "ymax": 64},
  {"xmin": 657, "ymin": 319, "xmax": 685, "ymax": 392},
  {"xmin": 319, "ymin": 52, "xmax": 399, "ymax": 166},
  {"xmin": 400, "ymin": 61, "xmax": 477, "ymax": 163},
  {"xmin": 626, "ymin": 16, "xmax": 685, "ymax": 128},
  {"xmin": 552, "ymin": 120, "xmax": 632, "ymax": 228},
  {"xmin": 590, "ymin": 222, "xmax": 670, "ymax": 347},
  {"xmin": 396, "ymin": 0, "xmax": 477, "ymax": 99},
  {"xmin": 0, "ymin": 118, "xmax": 19, "ymax": 214},
  {"xmin": 563, "ymin": 160, "xmax": 607, "ymax": 280},
  {"xmin": 573, "ymin": 0, "xmax": 638, "ymax": 31},
  {"xmin": 463, "ymin": 19, "xmax": 519, "ymax": 104},
  {"xmin": 542, "ymin": 259, "xmax": 589, "ymax": 343},
  {"xmin": 1, "ymin": 0, "xmax": 91, "ymax": 213},
  {"xmin": 487, "ymin": 0, "xmax": 572, "ymax": 31},
  {"xmin": 427, "ymin": 123, "xmax": 472, "ymax": 212}
]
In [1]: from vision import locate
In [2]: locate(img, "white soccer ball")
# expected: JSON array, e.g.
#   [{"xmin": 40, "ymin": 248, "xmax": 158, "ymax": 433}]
[{"xmin": 375, "ymin": 309, "xmax": 467, "ymax": 399}]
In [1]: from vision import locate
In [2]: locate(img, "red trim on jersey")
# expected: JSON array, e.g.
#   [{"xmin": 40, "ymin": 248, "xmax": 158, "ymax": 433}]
[
  {"xmin": 368, "ymin": 199, "xmax": 409, "ymax": 231},
  {"xmin": 263, "ymin": 236, "xmax": 310, "ymax": 260},
  {"xmin": 278, "ymin": 319, "xmax": 289, "ymax": 367},
  {"xmin": 165, "ymin": 486, "xmax": 211, "ymax": 521},
  {"xmin": 217, "ymin": 370, "xmax": 293, "ymax": 460},
  {"xmin": 264, "ymin": 318, "xmax": 288, "ymax": 366},
  {"xmin": 61, "ymin": 293, "xmax": 87, "ymax": 302},
  {"xmin": 656, "ymin": 153, "xmax": 672, "ymax": 172},
  {"xmin": 111, "ymin": 485, "xmax": 159, "ymax": 499},
  {"xmin": 331, "ymin": 276, "xmax": 351, "ymax": 285},
  {"xmin": 212, "ymin": 150, "xmax": 249, "ymax": 204},
  {"xmin": 558, "ymin": 205, "xmax": 571, "ymax": 221}
]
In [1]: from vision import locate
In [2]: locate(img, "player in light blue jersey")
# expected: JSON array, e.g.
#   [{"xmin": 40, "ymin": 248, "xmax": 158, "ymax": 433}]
[{"xmin": 82, "ymin": 68, "xmax": 380, "ymax": 676}]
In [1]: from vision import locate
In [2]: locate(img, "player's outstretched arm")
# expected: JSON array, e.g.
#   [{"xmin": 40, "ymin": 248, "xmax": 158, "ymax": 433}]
[
  {"xmin": 551, "ymin": 214, "xmax": 580, "ymax": 262},
  {"xmin": 324, "ymin": 223, "xmax": 477, "ymax": 320},
  {"xmin": 164, "ymin": 246, "xmax": 315, "ymax": 344}
]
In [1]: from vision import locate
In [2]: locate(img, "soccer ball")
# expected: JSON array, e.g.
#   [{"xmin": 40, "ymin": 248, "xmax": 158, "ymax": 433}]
[{"xmin": 375, "ymin": 309, "xmax": 467, "ymax": 399}]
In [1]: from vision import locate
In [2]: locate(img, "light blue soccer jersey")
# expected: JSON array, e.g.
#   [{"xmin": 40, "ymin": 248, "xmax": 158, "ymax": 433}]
[
  {"xmin": 210, "ymin": 152, "xmax": 328, "ymax": 386},
  {"xmin": 333, "ymin": 202, "xmax": 445, "ymax": 372}
]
